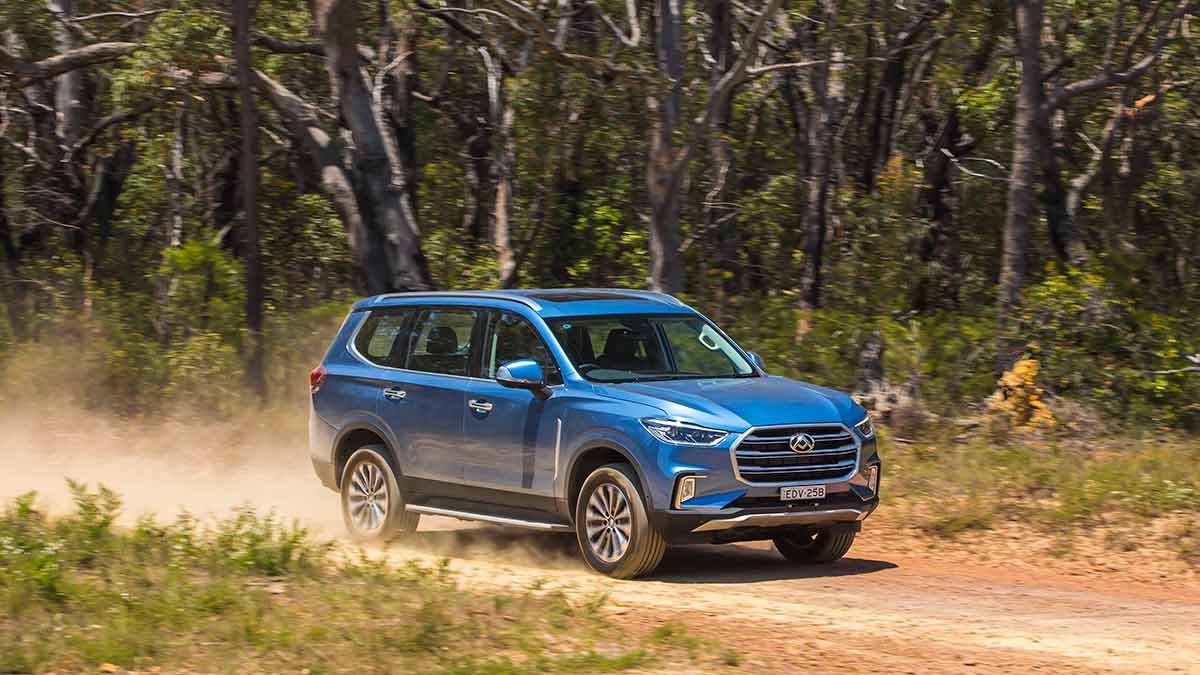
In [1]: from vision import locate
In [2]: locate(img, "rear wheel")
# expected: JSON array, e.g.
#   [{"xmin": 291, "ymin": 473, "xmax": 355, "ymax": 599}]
[
  {"xmin": 575, "ymin": 463, "xmax": 666, "ymax": 579},
  {"xmin": 340, "ymin": 445, "xmax": 419, "ymax": 543},
  {"xmin": 772, "ymin": 527, "xmax": 856, "ymax": 564}
]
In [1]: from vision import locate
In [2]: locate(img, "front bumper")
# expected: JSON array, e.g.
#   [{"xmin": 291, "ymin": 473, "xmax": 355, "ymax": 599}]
[
  {"xmin": 692, "ymin": 504, "xmax": 872, "ymax": 532},
  {"xmin": 651, "ymin": 491, "xmax": 879, "ymax": 544}
]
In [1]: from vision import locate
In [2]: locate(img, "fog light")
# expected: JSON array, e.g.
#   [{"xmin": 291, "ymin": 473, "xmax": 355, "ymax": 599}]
[
  {"xmin": 675, "ymin": 475, "xmax": 698, "ymax": 507},
  {"xmin": 866, "ymin": 465, "xmax": 880, "ymax": 494}
]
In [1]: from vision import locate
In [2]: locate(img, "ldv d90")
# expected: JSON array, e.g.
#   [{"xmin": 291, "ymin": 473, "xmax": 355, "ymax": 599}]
[{"xmin": 309, "ymin": 289, "xmax": 880, "ymax": 578}]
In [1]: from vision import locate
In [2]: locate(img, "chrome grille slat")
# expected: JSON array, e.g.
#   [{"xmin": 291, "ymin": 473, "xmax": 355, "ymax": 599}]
[
  {"xmin": 738, "ymin": 460, "xmax": 855, "ymax": 474},
  {"xmin": 736, "ymin": 448, "xmax": 856, "ymax": 459},
  {"xmin": 732, "ymin": 423, "xmax": 859, "ymax": 485},
  {"xmin": 741, "ymin": 433, "xmax": 851, "ymax": 443}
]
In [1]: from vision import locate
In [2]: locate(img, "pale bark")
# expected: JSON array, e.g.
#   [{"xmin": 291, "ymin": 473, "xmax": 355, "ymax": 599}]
[
  {"xmin": 482, "ymin": 47, "xmax": 517, "ymax": 287},
  {"xmin": 47, "ymin": 1, "xmax": 83, "ymax": 148},
  {"xmin": 310, "ymin": 0, "xmax": 432, "ymax": 292},
  {"xmin": 155, "ymin": 108, "xmax": 186, "ymax": 343},
  {"xmin": 999, "ymin": 0, "xmax": 1042, "ymax": 328},
  {"xmin": 798, "ymin": 0, "xmax": 844, "ymax": 322},
  {"xmin": 646, "ymin": 0, "xmax": 684, "ymax": 294},
  {"xmin": 704, "ymin": 0, "xmax": 735, "ymax": 313},
  {"xmin": 250, "ymin": 69, "xmax": 380, "ymax": 292},
  {"xmin": 0, "ymin": 42, "xmax": 138, "ymax": 86}
]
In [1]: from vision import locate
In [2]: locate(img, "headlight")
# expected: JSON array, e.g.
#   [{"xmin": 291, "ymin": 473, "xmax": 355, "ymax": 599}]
[
  {"xmin": 854, "ymin": 413, "xmax": 875, "ymax": 439},
  {"xmin": 641, "ymin": 418, "xmax": 729, "ymax": 446}
]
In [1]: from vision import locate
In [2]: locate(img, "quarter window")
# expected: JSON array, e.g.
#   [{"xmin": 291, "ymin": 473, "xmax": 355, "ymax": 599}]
[
  {"xmin": 403, "ymin": 308, "xmax": 481, "ymax": 376},
  {"xmin": 353, "ymin": 310, "xmax": 413, "ymax": 367}
]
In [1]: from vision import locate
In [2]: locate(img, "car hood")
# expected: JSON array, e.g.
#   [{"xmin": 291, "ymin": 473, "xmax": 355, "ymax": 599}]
[{"xmin": 593, "ymin": 375, "xmax": 861, "ymax": 430}]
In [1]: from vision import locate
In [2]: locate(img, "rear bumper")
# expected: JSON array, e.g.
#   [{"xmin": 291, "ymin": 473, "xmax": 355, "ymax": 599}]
[
  {"xmin": 312, "ymin": 457, "xmax": 337, "ymax": 491},
  {"xmin": 309, "ymin": 408, "xmax": 339, "ymax": 491}
]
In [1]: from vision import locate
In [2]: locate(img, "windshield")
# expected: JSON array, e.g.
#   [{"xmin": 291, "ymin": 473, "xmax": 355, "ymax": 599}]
[{"xmin": 547, "ymin": 315, "xmax": 756, "ymax": 383}]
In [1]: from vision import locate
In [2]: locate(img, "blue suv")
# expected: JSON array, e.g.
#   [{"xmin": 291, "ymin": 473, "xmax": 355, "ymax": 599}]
[{"xmin": 309, "ymin": 289, "xmax": 880, "ymax": 578}]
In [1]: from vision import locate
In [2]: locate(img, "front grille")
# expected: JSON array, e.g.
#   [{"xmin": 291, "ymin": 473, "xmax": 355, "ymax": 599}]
[{"xmin": 734, "ymin": 425, "xmax": 858, "ymax": 484}]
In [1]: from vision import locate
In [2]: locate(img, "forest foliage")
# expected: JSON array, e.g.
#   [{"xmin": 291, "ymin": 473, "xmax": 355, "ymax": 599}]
[{"xmin": 1, "ymin": 0, "xmax": 1198, "ymax": 430}]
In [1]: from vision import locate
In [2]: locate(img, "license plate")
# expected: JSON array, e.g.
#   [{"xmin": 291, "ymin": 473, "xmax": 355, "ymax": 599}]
[{"xmin": 780, "ymin": 485, "xmax": 826, "ymax": 501}]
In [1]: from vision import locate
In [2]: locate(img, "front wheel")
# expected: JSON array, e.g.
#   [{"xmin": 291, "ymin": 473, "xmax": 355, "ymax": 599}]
[
  {"xmin": 773, "ymin": 527, "xmax": 856, "ymax": 564},
  {"xmin": 575, "ymin": 463, "xmax": 666, "ymax": 579},
  {"xmin": 340, "ymin": 445, "xmax": 419, "ymax": 543}
]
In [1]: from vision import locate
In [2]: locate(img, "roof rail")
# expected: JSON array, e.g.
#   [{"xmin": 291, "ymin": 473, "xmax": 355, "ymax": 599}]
[
  {"xmin": 372, "ymin": 291, "xmax": 543, "ymax": 311},
  {"xmin": 569, "ymin": 288, "xmax": 687, "ymax": 307}
]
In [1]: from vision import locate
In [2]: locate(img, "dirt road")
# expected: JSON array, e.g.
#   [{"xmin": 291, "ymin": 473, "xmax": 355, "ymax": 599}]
[
  {"xmin": 4, "ymin": 415, "xmax": 1198, "ymax": 674},
  {"xmin": 392, "ymin": 524, "xmax": 1200, "ymax": 675}
]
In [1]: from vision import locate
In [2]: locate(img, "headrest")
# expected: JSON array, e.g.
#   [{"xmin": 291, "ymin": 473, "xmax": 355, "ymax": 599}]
[
  {"xmin": 604, "ymin": 328, "xmax": 639, "ymax": 359},
  {"xmin": 426, "ymin": 326, "xmax": 458, "ymax": 355}
]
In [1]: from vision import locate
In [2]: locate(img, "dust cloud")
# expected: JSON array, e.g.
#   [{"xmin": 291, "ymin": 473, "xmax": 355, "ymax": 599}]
[
  {"xmin": 0, "ymin": 401, "xmax": 343, "ymax": 533},
  {"xmin": 0, "ymin": 397, "xmax": 585, "ymax": 571}
]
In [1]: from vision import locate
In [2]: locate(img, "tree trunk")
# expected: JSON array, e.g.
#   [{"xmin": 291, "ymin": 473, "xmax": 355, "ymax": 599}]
[
  {"xmin": 1036, "ymin": 111, "xmax": 1091, "ymax": 267},
  {"xmin": 0, "ymin": 145, "xmax": 29, "ymax": 341},
  {"xmin": 797, "ymin": 0, "xmax": 843, "ymax": 335},
  {"xmin": 646, "ymin": 0, "xmax": 684, "ymax": 294},
  {"xmin": 705, "ymin": 0, "xmax": 735, "ymax": 315},
  {"xmin": 311, "ymin": 0, "xmax": 432, "ymax": 292},
  {"xmin": 47, "ymin": 0, "xmax": 84, "ymax": 149},
  {"xmin": 155, "ymin": 108, "xmax": 187, "ymax": 343},
  {"xmin": 912, "ymin": 1, "xmax": 999, "ymax": 312},
  {"xmin": 999, "ymin": 0, "xmax": 1042, "ymax": 323},
  {"xmin": 482, "ymin": 47, "xmax": 517, "ymax": 288},
  {"xmin": 251, "ymin": 70, "xmax": 380, "ymax": 292},
  {"xmin": 235, "ymin": 0, "xmax": 266, "ymax": 401},
  {"xmin": 462, "ymin": 123, "xmax": 490, "ymax": 240}
]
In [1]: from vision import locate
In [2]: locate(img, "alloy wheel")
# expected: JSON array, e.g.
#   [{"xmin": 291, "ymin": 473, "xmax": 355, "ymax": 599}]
[
  {"xmin": 585, "ymin": 482, "xmax": 632, "ymax": 563},
  {"xmin": 347, "ymin": 459, "xmax": 389, "ymax": 533}
]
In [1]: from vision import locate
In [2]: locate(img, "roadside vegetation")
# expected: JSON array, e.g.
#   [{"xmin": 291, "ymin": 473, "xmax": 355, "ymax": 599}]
[
  {"xmin": 0, "ymin": 484, "xmax": 733, "ymax": 674},
  {"xmin": 880, "ymin": 428, "xmax": 1200, "ymax": 562}
]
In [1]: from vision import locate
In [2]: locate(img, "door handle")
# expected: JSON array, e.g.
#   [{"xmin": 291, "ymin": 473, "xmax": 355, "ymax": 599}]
[
  {"xmin": 467, "ymin": 399, "xmax": 494, "ymax": 413},
  {"xmin": 382, "ymin": 387, "xmax": 407, "ymax": 401}
]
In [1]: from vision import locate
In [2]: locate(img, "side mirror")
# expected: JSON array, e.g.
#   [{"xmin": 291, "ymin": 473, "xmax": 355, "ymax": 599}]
[
  {"xmin": 496, "ymin": 359, "xmax": 550, "ymax": 399},
  {"xmin": 746, "ymin": 351, "xmax": 766, "ymax": 372}
]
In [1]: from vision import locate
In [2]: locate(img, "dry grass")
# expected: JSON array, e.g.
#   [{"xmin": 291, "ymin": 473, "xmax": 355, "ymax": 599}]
[{"xmin": 0, "ymin": 485, "xmax": 734, "ymax": 674}]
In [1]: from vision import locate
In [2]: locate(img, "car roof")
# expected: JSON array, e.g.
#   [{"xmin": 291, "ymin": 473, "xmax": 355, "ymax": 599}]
[{"xmin": 353, "ymin": 288, "xmax": 697, "ymax": 318}]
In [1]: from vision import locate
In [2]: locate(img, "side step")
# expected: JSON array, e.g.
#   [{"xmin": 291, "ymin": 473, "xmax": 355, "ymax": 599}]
[{"xmin": 406, "ymin": 504, "xmax": 574, "ymax": 532}]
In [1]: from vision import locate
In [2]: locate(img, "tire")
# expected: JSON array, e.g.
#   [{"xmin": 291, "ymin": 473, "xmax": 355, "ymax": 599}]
[
  {"xmin": 772, "ymin": 527, "xmax": 856, "ymax": 564},
  {"xmin": 339, "ymin": 445, "xmax": 419, "ymax": 543},
  {"xmin": 574, "ymin": 463, "xmax": 666, "ymax": 579}
]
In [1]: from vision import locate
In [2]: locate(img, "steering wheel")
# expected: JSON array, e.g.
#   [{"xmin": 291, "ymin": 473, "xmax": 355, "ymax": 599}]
[{"xmin": 576, "ymin": 363, "xmax": 599, "ymax": 374}]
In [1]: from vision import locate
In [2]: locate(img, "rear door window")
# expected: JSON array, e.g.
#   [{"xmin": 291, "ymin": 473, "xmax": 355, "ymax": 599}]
[{"xmin": 402, "ymin": 308, "xmax": 482, "ymax": 377}]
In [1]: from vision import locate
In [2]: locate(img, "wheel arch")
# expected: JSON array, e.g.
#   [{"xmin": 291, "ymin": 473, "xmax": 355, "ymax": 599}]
[
  {"xmin": 333, "ymin": 424, "xmax": 399, "ymax": 488},
  {"xmin": 565, "ymin": 440, "xmax": 654, "ymax": 520}
]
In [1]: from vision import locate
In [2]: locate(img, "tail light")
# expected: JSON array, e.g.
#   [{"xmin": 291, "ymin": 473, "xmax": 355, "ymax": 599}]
[{"xmin": 310, "ymin": 365, "xmax": 328, "ymax": 394}]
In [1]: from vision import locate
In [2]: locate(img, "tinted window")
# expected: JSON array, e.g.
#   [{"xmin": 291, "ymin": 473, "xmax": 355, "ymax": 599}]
[
  {"xmin": 660, "ymin": 320, "xmax": 743, "ymax": 377},
  {"xmin": 548, "ymin": 315, "xmax": 754, "ymax": 383},
  {"xmin": 353, "ymin": 310, "xmax": 413, "ymax": 367},
  {"xmin": 482, "ymin": 312, "xmax": 563, "ymax": 385},
  {"xmin": 403, "ymin": 308, "xmax": 481, "ymax": 376}
]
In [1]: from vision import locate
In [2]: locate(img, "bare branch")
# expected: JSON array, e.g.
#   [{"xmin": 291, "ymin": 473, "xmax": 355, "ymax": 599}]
[
  {"xmin": 1149, "ymin": 366, "xmax": 1200, "ymax": 374},
  {"xmin": 68, "ymin": 9, "xmax": 167, "ymax": 22},
  {"xmin": 588, "ymin": 0, "xmax": 640, "ymax": 47},
  {"xmin": 941, "ymin": 148, "xmax": 1010, "ymax": 182},
  {"xmin": 1046, "ymin": 0, "xmax": 1192, "ymax": 111},
  {"xmin": 0, "ymin": 42, "xmax": 139, "ymax": 87},
  {"xmin": 435, "ymin": 7, "xmax": 531, "ymax": 33},
  {"xmin": 68, "ymin": 104, "xmax": 153, "ymax": 165},
  {"xmin": 670, "ymin": 0, "xmax": 785, "ymax": 177},
  {"xmin": 252, "ymin": 32, "xmax": 376, "ymax": 62}
]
